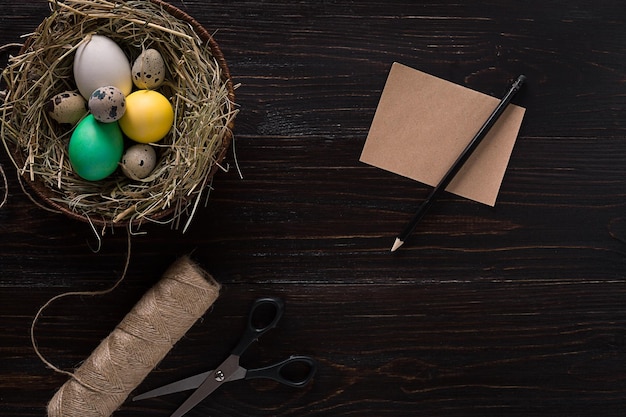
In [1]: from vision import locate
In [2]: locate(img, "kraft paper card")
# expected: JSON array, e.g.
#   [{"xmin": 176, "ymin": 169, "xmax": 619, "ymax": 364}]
[{"xmin": 360, "ymin": 62, "xmax": 526, "ymax": 207}]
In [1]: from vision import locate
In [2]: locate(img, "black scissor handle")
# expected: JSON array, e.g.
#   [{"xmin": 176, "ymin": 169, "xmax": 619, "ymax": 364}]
[
  {"xmin": 245, "ymin": 355, "xmax": 317, "ymax": 388},
  {"xmin": 231, "ymin": 297, "xmax": 285, "ymax": 357}
]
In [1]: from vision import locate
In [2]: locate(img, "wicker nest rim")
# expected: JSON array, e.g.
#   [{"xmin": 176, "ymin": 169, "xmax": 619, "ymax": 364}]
[{"xmin": 2, "ymin": 0, "xmax": 236, "ymax": 230}]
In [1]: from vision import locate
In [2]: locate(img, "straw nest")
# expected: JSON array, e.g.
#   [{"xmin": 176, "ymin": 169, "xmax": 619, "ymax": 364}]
[{"xmin": 0, "ymin": 0, "xmax": 237, "ymax": 230}]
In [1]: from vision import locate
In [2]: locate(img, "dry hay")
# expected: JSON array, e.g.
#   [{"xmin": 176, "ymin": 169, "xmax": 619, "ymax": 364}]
[{"xmin": 0, "ymin": 0, "xmax": 237, "ymax": 230}]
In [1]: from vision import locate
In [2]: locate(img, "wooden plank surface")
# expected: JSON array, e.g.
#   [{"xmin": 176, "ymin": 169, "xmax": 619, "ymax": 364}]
[{"xmin": 1, "ymin": 1, "xmax": 625, "ymax": 416}]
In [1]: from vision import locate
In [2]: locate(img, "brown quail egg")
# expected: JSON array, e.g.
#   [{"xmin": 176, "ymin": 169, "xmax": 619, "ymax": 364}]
[
  {"xmin": 46, "ymin": 91, "xmax": 87, "ymax": 125},
  {"xmin": 88, "ymin": 86, "xmax": 126, "ymax": 123},
  {"xmin": 132, "ymin": 48, "xmax": 166, "ymax": 90},
  {"xmin": 120, "ymin": 144, "xmax": 157, "ymax": 180}
]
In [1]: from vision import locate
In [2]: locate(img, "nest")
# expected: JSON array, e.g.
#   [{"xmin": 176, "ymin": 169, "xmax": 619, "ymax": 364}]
[{"xmin": 0, "ymin": 0, "xmax": 237, "ymax": 230}]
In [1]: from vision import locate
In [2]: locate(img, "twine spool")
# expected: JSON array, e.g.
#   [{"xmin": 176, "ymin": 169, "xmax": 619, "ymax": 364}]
[{"xmin": 47, "ymin": 256, "xmax": 220, "ymax": 417}]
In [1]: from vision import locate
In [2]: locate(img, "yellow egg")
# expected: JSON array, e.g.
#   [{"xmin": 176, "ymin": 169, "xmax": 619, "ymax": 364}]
[{"xmin": 119, "ymin": 90, "xmax": 174, "ymax": 143}]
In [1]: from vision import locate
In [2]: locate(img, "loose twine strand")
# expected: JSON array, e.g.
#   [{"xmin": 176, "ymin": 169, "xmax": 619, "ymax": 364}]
[{"xmin": 30, "ymin": 228, "xmax": 133, "ymax": 381}]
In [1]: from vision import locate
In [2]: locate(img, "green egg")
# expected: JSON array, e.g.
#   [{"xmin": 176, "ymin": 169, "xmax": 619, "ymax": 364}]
[{"xmin": 68, "ymin": 114, "xmax": 124, "ymax": 181}]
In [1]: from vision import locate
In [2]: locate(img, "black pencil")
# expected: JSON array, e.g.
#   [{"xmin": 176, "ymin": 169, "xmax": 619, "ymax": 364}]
[{"xmin": 390, "ymin": 75, "xmax": 527, "ymax": 252}]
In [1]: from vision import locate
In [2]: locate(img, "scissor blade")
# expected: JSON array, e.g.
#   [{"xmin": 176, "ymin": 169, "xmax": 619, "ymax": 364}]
[
  {"xmin": 170, "ymin": 355, "xmax": 241, "ymax": 417},
  {"xmin": 132, "ymin": 371, "xmax": 211, "ymax": 401}
]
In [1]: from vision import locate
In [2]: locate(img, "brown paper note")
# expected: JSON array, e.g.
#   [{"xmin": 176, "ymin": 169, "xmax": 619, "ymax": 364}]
[{"xmin": 360, "ymin": 62, "xmax": 526, "ymax": 207}]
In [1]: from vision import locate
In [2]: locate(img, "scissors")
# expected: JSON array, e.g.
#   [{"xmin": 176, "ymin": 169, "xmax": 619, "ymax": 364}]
[{"xmin": 132, "ymin": 297, "xmax": 317, "ymax": 417}]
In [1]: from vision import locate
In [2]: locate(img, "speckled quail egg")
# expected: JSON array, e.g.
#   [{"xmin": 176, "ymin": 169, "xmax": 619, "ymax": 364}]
[
  {"xmin": 46, "ymin": 91, "xmax": 88, "ymax": 125},
  {"xmin": 88, "ymin": 86, "xmax": 126, "ymax": 123},
  {"xmin": 120, "ymin": 144, "xmax": 157, "ymax": 180},
  {"xmin": 132, "ymin": 49, "xmax": 166, "ymax": 90}
]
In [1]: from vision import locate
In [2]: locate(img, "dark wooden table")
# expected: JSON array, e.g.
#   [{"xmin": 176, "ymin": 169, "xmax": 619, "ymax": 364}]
[{"xmin": 2, "ymin": 1, "xmax": 626, "ymax": 416}]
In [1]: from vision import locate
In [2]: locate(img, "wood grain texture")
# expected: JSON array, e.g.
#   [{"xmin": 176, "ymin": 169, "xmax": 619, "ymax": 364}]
[{"xmin": 1, "ymin": 0, "xmax": 626, "ymax": 416}]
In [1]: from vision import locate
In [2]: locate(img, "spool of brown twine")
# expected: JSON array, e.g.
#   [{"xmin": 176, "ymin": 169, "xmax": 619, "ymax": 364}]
[{"xmin": 47, "ymin": 256, "xmax": 220, "ymax": 417}]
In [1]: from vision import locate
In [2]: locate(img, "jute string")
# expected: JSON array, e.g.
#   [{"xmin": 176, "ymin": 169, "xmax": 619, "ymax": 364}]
[
  {"xmin": 30, "ymin": 230, "xmax": 134, "ymax": 380},
  {"xmin": 41, "ymin": 252, "xmax": 220, "ymax": 417}
]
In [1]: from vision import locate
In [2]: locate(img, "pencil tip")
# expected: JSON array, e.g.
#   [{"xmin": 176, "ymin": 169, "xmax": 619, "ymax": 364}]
[{"xmin": 391, "ymin": 238, "xmax": 403, "ymax": 252}]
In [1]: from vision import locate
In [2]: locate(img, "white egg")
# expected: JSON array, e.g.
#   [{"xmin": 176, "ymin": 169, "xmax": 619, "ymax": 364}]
[{"xmin": 73, "ymin": 35, "xmax": 132, "ymax": 100}]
